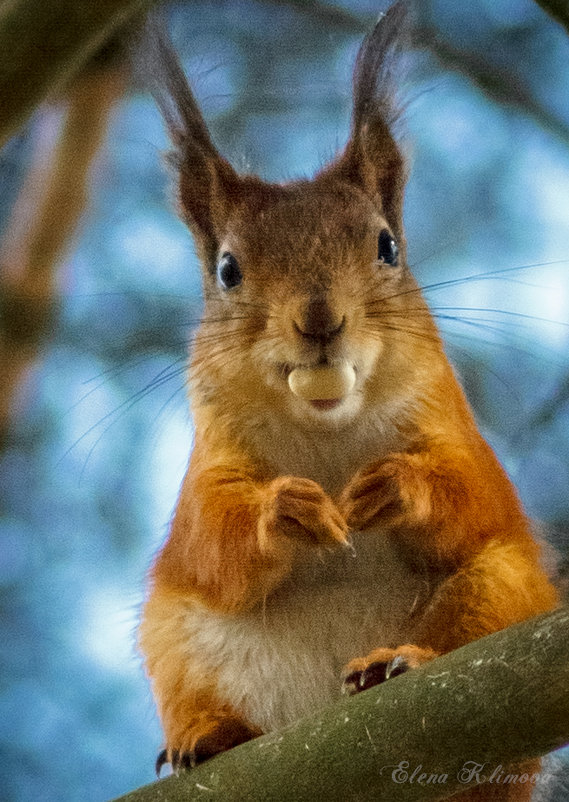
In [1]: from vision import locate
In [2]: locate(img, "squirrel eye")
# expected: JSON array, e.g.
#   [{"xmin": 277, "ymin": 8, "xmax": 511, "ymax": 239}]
[
  {"xmin": 377, "ymin": 229, "xmax": 399, "ymax": 267},
  {"xmin": 216, "ymin": 252, "xmax": 242, "ymax": 290}
]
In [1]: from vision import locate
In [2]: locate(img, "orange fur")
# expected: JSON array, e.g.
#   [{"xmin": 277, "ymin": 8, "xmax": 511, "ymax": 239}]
[
  {"xmin": 140, "ymin": 587, "xmax": 261, "ymax": 770},
  {"xmin": 140, "ymin": 6, "xmax": 559, "ymax": 795}
]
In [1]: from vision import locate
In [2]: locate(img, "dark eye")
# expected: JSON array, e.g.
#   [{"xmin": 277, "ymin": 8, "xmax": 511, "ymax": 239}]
[
  {"xmin": 377, "ymin": 229, "xmax": 399, "ymax": 267},
  {"xmin": 216, "ymin": 252, "xmax": 242, "ymax": 289}
]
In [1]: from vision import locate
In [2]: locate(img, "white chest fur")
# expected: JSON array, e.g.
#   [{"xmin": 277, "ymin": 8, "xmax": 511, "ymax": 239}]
[
  {"xmin": 185, "ymin": 530, "xmax": 431, "ymax": 732},
  {"xmin": 182, "ymin": 400, "xmax": 426, "ymax": 730},
  {"xmin": 239, "ymin": 402, "xmax": 406, "ymax": 495}
]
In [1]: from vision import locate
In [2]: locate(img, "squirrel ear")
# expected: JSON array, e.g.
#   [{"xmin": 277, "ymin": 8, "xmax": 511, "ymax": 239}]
[
  {"xmin": 142, "ymin": 21, "xmax": 239, "ymax": 261},
  {"xmin": 323, "ymin": 2, "xmax": 409, "ymax": 235}
]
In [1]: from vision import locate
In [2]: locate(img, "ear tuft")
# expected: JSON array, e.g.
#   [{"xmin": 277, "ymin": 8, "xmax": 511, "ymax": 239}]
[
  {"xmin": 321, "ymin": 1, "xmax": 410, "ymax": 236},
  {"xmin": 351, "ymin": 1, "xmax": 409, "ymax": 139},
  {"xmin": 137, "ymin": 18, "xmax": 218, "ymax": 160},
  {"xmin": 135, "ymin": 17, "xmax": 239, "ymax": 257}
]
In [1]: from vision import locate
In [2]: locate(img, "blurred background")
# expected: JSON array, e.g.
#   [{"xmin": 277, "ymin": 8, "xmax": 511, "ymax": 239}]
[{"xmin": 0, "ymin": 0, "xmax": 568, "ymax": 799}]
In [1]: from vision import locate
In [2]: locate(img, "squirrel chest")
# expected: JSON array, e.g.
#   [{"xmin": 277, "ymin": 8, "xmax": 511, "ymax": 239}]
[
  {"xmin": 183, "ymin": 535, "xmax": 427, "ymax": 733},
  {"xmin": 170, "ymin": 413, "xmax": 431, "ymax": 733}
]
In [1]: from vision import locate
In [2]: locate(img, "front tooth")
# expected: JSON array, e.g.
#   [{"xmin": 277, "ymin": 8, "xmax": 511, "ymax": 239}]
[{"xmin": 287, "ymin": 363, "xmax": 356, "ymax": 401}]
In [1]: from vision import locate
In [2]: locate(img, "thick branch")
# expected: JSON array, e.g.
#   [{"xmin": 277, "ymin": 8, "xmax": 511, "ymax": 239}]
[
  {"xmin": 113, "ymin": 607, "xmax": 569, "ymax": 802},
  {"xmin": 0, "ymin": 0, "xmax": 151, "ymax": 145}
]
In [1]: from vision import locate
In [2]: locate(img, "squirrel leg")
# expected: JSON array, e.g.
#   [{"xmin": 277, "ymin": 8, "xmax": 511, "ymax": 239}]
[
  {"xmin": 342, "ymin": 541, "xmax": 555, "ymax": 800},
  {"xmin": 343, "ymin": 539, "xmax": 557, "ymax": 692},
  {"xmin": 411, "ymin": 540, "xmax": 558, "ymax": 655},
  {"xmin": 154, "ymin": 706, "xmax": 261, "ymax": 774},
  {"xmin": 340, "ymin": 443, "xmax": 557, "ymax": 684},
  {"xmin": 139, "ymin": 586, "xmax": 261, "ymax": 774}
]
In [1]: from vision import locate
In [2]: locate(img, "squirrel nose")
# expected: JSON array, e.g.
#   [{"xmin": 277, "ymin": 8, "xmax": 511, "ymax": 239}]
[{"xmin": 294, "ymin": 296, "xmax": 345, "ymax": 345}]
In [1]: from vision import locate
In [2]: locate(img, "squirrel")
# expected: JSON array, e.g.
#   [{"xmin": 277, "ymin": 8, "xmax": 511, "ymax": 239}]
[{"xmin": 138, "ymin": 3, "xmax": 559, "ymax": 798}]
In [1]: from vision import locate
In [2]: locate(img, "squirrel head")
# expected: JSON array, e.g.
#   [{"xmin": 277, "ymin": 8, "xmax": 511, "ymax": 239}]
[{"xmin": 150, "ymin": 2, "xmax": 442, "ymax": 429}]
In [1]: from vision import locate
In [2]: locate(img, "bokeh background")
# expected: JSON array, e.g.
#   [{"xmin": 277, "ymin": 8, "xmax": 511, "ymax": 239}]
[{"xmin": 1, "ymin": 0, "xmax": 568, "ymax": 799}]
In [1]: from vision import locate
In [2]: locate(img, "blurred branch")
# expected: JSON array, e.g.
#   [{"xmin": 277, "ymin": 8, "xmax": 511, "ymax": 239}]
[
  {"xmin": 2, "ymin": 0, "xmax": 567, "ymax": 153},
  {"xmin": 0, "ymin": 0, "xmax": 152, "ymax": 145},
  {"xmin": 0, "ymin": 60, "xmax": 128, "ymax": 440},
  {"xmin": 533, "ymin": 0, "xmax": 569, "ymax": 35},
  {"xmin": 525, "ymin": 373, "xmax": 569, "ymax": 431},
  {"xmin": 272, "ymin": 0, "xmax": 569, "ymax": 42},
  {"xmin": 417, "ymin": 25, "xmax": 569, "ymax": 149},
  {"xmin": 267, "ymin": 0, "xmax": 368, "ymax": 33},
  {"xmin": 113, "ymin": 608, "xmax": 569, "ymax": 802},
  {"xmin": 255, "ymin": 0, "xmax": 569, "ymax": 148}
]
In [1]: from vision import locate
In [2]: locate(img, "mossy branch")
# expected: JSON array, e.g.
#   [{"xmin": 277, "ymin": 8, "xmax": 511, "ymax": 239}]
[{"xmin": 113, "ymin": 607, "xmax": 569, "ymax": 802}]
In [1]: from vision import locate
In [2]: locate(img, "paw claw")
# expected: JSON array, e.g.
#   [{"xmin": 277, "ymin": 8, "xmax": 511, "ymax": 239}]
[
  {"xmin": 155, "ymin": 748, "xmax": 169, "ymax": 777},
  {"xmin": 178, "ymin": 751, "xmax": 197, "ymax": 770},
  {"xmin": 262, "ymin": 476, "xmax": 348, "ymax": 551},
  {"xmin": 342, "ymin": 645, "xmax": 437, "ymax": 695},
  {"xmin": 385, "ymin": 654, "xmax": 408, "ymax": 680},
  {"xmin": 342, "ymin": 661, "xmax": 392, "ymax": 695},
  {"xmin": 156, "ymin": 747, "xmax": 199, "ymax": 776},
  {"xmin": 157, "ymin": 716, "xmax": 261, "ymax": 775}
]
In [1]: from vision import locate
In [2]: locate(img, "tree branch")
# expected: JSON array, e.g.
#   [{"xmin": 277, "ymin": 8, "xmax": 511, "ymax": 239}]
[
  {"xmin": 417, "ymin": 24, "xmax": 569, "ymax": 149},
  {"xmin": 217, "ymin": 0, "xmax": 569, "ymax": 149},
  {"xmin": 0, "ymin": 60, "xmax": 127, "ymax": 439},
  {"xmin": 0, "ymin": 0, "xmax": 151, "ymax": 145},
  {"xmin": 113, "ymin": 607, "xmax": 569, "ymax": 802}
]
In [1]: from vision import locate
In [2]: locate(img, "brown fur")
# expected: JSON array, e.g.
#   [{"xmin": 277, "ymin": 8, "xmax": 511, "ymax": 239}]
[{"xmin": 139, "ymin": 5, "xmax": 558, "ymax": 796}]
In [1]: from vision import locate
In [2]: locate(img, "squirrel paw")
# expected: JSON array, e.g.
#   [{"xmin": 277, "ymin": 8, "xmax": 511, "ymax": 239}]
[
  {"xmin": 259, "ymin": 476, "xmax": 349, "ymax": 553},
  {"xmin": 341, "ymin": 644, "xmax": 437, "ymax": 696},
  {"xmin": 155, "ymin": 716, "xmax": 260, "ymax": 775},
  {"xmin": 338, "ymin": 455, "xmax": 425, "ymax": 532}
]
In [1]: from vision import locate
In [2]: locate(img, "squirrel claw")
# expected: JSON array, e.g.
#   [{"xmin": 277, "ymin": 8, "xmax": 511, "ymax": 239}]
[
  {"xmin": 156, "ymin": 747, "xmax": 198, "ymax": 775},
  {"xmin": 155, "ymin": 748, "xmax": 169, "ymax": 776},
  {"xmin": 156, "ymin": 717, "xmax": 261, "ymax": 775},
  {"xmin": 342, "ymin": 644, "xmax": 437, "ymax": 695},
  {"xmin": 342, "ymin": 656, "xmax": 409, "ymax": 696}
]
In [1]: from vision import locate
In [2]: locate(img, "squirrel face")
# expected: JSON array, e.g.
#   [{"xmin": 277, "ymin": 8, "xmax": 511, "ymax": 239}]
[
  {"xmin": 150, "ymin": 3, "xmax": 440, "ymax": 428},
  {"xmin": 190, "ymin": 178, "xmax": 426, "ymax": 427}
]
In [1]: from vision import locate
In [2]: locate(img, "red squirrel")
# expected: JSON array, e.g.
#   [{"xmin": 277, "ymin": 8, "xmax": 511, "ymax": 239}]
[{"xmin": 138, "ymin": 4, "xmax": 559, "ymax": 797}]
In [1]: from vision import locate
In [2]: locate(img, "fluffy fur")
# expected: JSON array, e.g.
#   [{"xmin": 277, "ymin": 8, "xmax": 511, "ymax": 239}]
[{"xmin": 138, "ymin": 4, "xmax": 559, "ymax": 797}]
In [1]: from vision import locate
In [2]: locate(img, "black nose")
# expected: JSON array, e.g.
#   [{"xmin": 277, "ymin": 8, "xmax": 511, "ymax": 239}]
[{"xmin": 294, "ymin": 297, "xmax": 345, "ymax": 345}]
